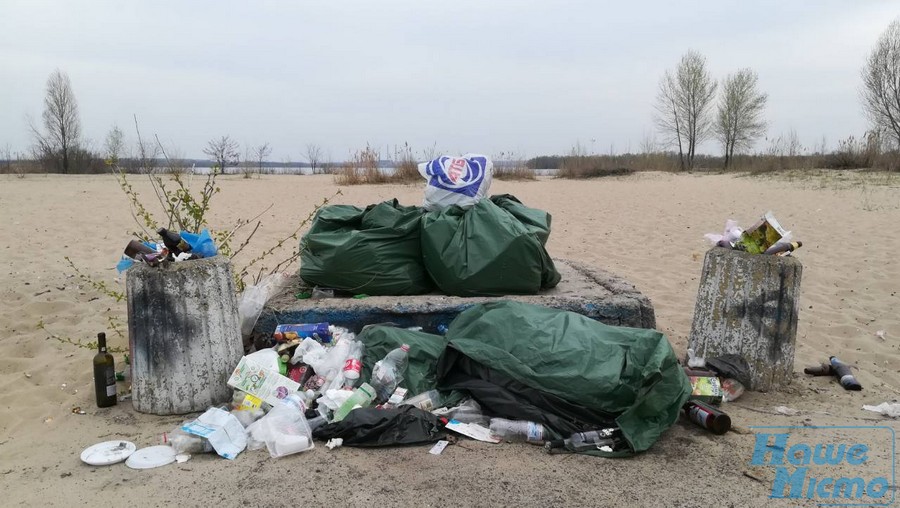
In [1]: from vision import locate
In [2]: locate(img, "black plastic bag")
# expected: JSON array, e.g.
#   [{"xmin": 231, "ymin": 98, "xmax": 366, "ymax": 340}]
[
  {"xmin": 706, "ymin": 354, "xmax": 753, "ymax": 388},
  {"xmin": 312, "ymin": 406, "xmax": 446, "ymax": 447}
]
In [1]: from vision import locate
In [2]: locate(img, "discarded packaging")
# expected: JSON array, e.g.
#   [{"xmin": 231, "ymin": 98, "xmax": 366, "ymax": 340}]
[
  {"xmin": 247, "ymin": 394, "xmax": 314, "ymax": 458},
  {"xmin": 125, "ymin": 445, "xmax": 177, "ymax": 470},
  {"xmin": 862, "ymin": 402, "xmax": 900, "ymax": 418},
  {"xmin": 445, "ymin": 420, "xmax": 500, "ymax": 443},
  {"xmin": 418, "ymin": 154, "xmax": 493, "ymax": 212},
  {"xmin": 182, "ymin": 407, "xmax": 248, "ymax": 460},
  {"xmin": 228, "ymin": 354, "xmax": 302, "ymax": 407},
  {"xmin": 429, "ymin": 440, "xmax": 449, "ymax": 455},
  {"xmin": 735, "ymin": 212, "xmax": 789, "ymax": 254},
  {"xmin": 689, "ymin": 376, "xmax": 724, "ymax": 404},
  {"xmin": 80, "ymin": 440, "xmax": 136, "ymax": 466},
  {"xmin": 326, "ymin": 438, "xmax": 343, "ymax": 450},
  {"xmin": 273, "ymin": 323, "xmax": 331, "ymax": 343}
]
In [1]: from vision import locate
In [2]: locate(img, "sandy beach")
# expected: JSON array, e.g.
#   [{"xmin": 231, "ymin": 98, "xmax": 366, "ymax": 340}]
[{"xmin": 1, "ymin": 171, "xmax": 898, "ymax": 507}]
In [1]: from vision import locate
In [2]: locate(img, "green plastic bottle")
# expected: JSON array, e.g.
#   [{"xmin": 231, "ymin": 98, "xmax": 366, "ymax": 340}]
[{"xmin": 332, "ymin": 383, "xmax": 376, "ymax": 422}]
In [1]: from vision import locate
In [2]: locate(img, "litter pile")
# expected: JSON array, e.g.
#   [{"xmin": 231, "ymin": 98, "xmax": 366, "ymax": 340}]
[
  {"xmin": 83, "ymin": 301, "xmax": 702, "ymax": 468},
  {"xmin": 704, "ymin": 211, "xmax": 802, "ymax": 255}
]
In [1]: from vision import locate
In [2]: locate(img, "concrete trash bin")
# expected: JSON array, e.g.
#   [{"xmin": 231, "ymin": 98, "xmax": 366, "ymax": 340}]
[
  {"xmin": 688, "ymin": 247, "xmax": 802, "ymax": 391},
  {"xmin": 126, "ymin": 255, "xmax": 243, "ymax": 414}
]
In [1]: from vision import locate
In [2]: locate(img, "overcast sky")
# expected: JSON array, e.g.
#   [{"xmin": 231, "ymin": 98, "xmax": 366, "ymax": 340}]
[{"xmin": 1, "ymin": 1, "xmax": 896, "ymax": 161}]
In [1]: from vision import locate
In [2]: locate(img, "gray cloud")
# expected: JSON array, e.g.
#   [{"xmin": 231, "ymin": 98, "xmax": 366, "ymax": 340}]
[{"xmin": 1, "ymin": 1, "xmax": 895, "ymax": 160}]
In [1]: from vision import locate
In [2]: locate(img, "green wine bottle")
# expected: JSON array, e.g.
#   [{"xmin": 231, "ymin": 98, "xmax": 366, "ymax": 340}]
[{"xmin": 93, "ymin": 332, "xmax": 117, "ymax": 408}]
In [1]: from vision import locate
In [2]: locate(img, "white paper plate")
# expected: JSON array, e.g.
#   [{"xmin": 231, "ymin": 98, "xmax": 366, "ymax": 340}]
[
  {"xmin": 80, "ymin": 440, "xmax": 137, "ymax": 466},
  {"xmin": 125, "ymin": 445, "xmax": 176, "ymax": 470}
]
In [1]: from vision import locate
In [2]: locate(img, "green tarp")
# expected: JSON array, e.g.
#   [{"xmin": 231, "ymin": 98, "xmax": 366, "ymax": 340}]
[
  {"xmin": 420, "ymin": 196, "xmax": 561, "ymax": 296},
  {"xmin": 435, "ymin": 301, "xmax": 691, "ymax": 455},
  {"xmin": 299, "ymin": 199, "xmax": 432, "ymax": 295}
]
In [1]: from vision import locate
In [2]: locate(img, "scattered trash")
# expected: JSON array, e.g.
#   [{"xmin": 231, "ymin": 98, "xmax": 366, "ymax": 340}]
[
  {"xmin": 875, "ymin": 330, "xmax": 886, "ymax": 341},
  {"xmin": 704, "ymin": 219, "xmax": 744, "ymax": 248},
  {"xmin": 862, "ymin": 402, "xmax": 900, "ymax": 418},
  {"xmin": 273, "ymin": 322, "xmax": 331, "ymax": 343},
  {"xmin": 688, "ymin": 376, "xmax": 724, "ymax": 405},
  {"xmin": 489, "ymin": 418, "xmax": 545, "ymax": 444},
  {"xmin": 228, "ymin": 350, "xmax": 302, "ymax": 407},
  {"xmin": 80, "ymin": 440, "xmax": 136, "ymax": 466},
  {"xmin": 71, "ymin": 407, "xmax": 86, "ymax": 415},
  {"xmin": 704, "ymin": 212, "xmax": 800, "ymax": 255},
  {"xmin": 92, "ymin": 332, "xmax": 117, "ymax": 408},
  {"xmin": 246, "ymin": 394, "xmax": 314, "ymax": 458},
  {"xmin": 429, "ymin": 440, "xmax": 449, "ymax": 455},
  {"xmin": 310, "ymin": 287, "xmax": 335, "ymax": 300},
  {"xmin": 544, "ymin": 428, "xmax": 622, "ymax": 453},
  {"xmin": 370, "ymin": 344, "xmax": 410, "ymax": 402},
  {"xmin": 125, "ymin": 445, "xmax": 176, "ymax": 470},
  {"xmin": 238, "ymin": 273, "xmax": 289, "ymax": 338},
  {"xmin": 161, "ymin": 426, "xmax": 214, "ymax": 455},
  {"xmin": 24, "ymin": 372, "xmax": 31, "ymax": 379},
  {"xmin": 803, "ymin": 356, "xmax": 863, "ymax": 391},
  {"xmin": 721, "ymin": 378, "xmax": 745, "ymax": 402},
  {"xmin": 313, "ymin": 406, "xmax": 445, "ymax": 447},
  {"xmin": 684, "ymin": 400, "xmax": 731, "ymax": 434},
  {"xmin": 325, "ymin": 438, "xmax": 343, "ymax": 450},
  {"xmin": 774, "ymin": 406, "xmax": 800, "ymax": 416},
  {"xmin": 43, "ymin": 417, "xmax": 53, "ymax": 424},
  {"xmin": 445, "ymin": 420, "xmax": 500, "ymax": 444},
  {"xmin": 175, "ymin": 453, "xmax": 191, "ymax": 463},
  {"xmin": 705, "ymin": 355, "xmax": 753, "ymax": 389},
  {"xmin": 686, "ymin": 348, "xmax": 706, "ymax": 368},
  {"xmin": 182, "ymin": 407, "xmax": 248, "ymax": 460}
]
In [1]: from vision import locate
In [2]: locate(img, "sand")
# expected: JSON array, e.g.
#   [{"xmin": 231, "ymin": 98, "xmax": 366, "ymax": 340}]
[{"xmin": 0, "ymin": 171, "xmax": 898, "ymax": 507}]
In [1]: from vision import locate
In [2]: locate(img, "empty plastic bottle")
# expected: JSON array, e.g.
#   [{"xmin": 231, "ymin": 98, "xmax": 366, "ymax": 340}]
[
  {"xmin": 370, "ymin": 344, "xmax": 410, "ymax": 402},
  {"xmin": 543, "ymin": 428, "xmax": 620, "ymax": 453},
  {"xmin": 332, "ymin": 383, "xmax": 376, "ymax": 422},
  {"xmin": 489, "ymin": 418, "xmax": 545, "ymax": 444},
  {"xmin": 342, "ymin": 341, "xmax": 364, "ymax": 385}
]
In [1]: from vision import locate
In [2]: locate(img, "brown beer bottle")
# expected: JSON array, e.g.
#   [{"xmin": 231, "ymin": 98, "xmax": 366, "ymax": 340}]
[
  {"xmin": 93, "ymin": 332, "xmax": 117, "ymax": 408},
  {"xmin": 684, "ymin": 399, "xmax": 730, "ymax": 434}
]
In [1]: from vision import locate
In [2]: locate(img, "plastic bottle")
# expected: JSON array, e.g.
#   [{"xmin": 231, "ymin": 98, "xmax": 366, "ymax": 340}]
[
  {"xmin": 543, "ymin": 428, "xmax": 620, "ymax": 453},
  {"xmin": 370, "ymin": 344, "xmax": 410, "ymax": 401},
  {"xmin": 402, "ymin": 389, "xmax": 440, "ymax": 411},
  {"xmin": 342, "ymin": 341, "xmax": 364, "ymax": 384},
  {"xmin": 489, "ymin": 418, "xmax": 545, "ymax": 444},
  {"xmin": 332, "ymin": 383, "xmax": 376, "ymax": 422},
  {"xmin": 162, "ymin": 426, "xmax": 214, "ymax": 454},
  {"xmin": 259, "ymin": 394, "xmax": 314, "ymax": 458}
]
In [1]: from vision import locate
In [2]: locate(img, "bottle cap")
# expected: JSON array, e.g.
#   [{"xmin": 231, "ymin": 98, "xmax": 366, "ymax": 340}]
[{"xmin": 400, "ymin": 344, "xmax": 410, "ymax": 352}]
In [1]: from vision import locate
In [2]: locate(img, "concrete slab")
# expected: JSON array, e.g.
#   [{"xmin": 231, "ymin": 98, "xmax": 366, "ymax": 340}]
[{"xmin": 254, "ymin": 259, "xmax": 655, "ymax": 338}]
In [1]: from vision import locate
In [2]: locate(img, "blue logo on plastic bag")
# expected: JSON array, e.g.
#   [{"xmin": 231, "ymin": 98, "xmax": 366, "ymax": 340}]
[
  {"xmin": 423, "ymin": 156, "xmax": 488, "ymax": 197},
  {"xmin": 750, "ymin": 426, "xmax": 895, "ymax": 506}
]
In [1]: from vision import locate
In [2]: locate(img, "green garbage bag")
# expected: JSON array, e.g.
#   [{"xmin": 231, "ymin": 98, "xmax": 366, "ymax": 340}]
[
  {"xmin": 357, "ymin": 325, "xmax": 463, "ymax": 406},
  {"xmin": 420, "ymin": 196, "xmax": 561, "ymax": 296},
  {"xmin": 436, "ymin": 301, "xmax": 691, "ymax": 456},
  {"xmin": 300, "ymin": 199, "xmax": 432, "ymax": 295}
]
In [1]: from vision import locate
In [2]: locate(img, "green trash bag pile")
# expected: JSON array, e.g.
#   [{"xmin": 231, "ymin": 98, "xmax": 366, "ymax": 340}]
[
  {"xmin": 356, "ymin": 301, "xmax": 691, "ymax": 456},
  {"xmin": 299, "ymin": 199, "xmax": 432, "ymax": 295},
  {"xmin": 299, "ymin": 195, "xmax": 561, "ymax": 297}
]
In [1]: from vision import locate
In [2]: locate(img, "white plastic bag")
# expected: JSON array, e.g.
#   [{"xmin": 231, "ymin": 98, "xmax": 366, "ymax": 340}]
[
  {"xmin": 704, "ymin": 219, "xmax": 744, "ymax": 247},
  {"xmin": 238, "ymin": 273, "xmax": 290, "ymax": 337},
  {"xmin": 246, "ymin": 395, "xmax": 314, "ymax": 458},
  {"xmin": 418, "ymin": 154, "xmax": 493, "ymax": 212},
  {"xmin": 182, "ymin": 407, "xmax": 248, "ymax": 460}
]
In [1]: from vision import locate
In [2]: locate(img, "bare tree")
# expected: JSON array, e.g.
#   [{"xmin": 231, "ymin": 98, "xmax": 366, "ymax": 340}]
[
  {"xmin": 104, "ymin": 124, "xmax": 125, "ymax": 167},
  {"xmin": 654, "ymin": 51, "xmax": 718, "ymax": 170},
  {"xmin": 305, "ymin": 143, "xmax": 322, "ymax": 174},
  {"xmin": 654, "ymin": 71, "xmax": 686, "ymax": 170},
  {"xmin": 31, "ymin": 69, "xmax": 82, "ymax": 173},
  {"xmin": 253, "ymin": 142, "xmax": 272, "ymax": 177},
  {"xmin": 203, "ymin": 135, "xmax": 240, "ymax": 173},
  {"xmin": 862, "ymin": 18, "xmax": 900, "ymax": 148},
  {"xmin": 715, "ymin": 69, "xmax": 767, "ymax": 168}
]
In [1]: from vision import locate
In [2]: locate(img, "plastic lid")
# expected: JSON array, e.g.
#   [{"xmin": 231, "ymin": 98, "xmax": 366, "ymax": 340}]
[
  {"xmin": 80, "ymin": 440, "xmax": 136, "ymax": 466},
  {"xmin": 400, "ymin": 344, "xmax": 410, "ymax": 352},
  {"xmin": 125, "ymin": 445, "xmax": 177, "ymax": 470}
]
